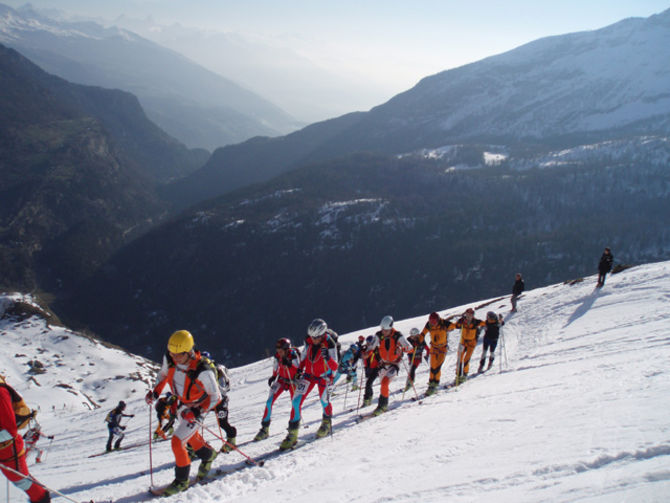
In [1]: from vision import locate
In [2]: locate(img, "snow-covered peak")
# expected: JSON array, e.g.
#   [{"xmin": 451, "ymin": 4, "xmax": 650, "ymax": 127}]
[
  {"xmin": 371, "ymin": 9, "xmax": 670, "ymax": 143},
  {"xmin": 0, "ymin": 3, "xmax": 142, "ymax": 43}
]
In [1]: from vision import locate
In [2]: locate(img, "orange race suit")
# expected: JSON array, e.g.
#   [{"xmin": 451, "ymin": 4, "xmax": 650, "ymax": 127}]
[
  {"xmin": 449, "ymin": 316, "xmax": 486, "ymax": 378},
  {"xmin": 151, "ymin": 351, "xmax": 221, "ymax": 470}
]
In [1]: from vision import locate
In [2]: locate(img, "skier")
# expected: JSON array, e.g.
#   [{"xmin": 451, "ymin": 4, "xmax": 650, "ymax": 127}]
[
  {"xmin": 209, "ymin": 358, "xmax": 237, "ymax": 453},
  {"xmin": 365, "ymin": 316, "xmax": 412, "ymax": 416},
  {"xmin": 23, "ymin": 423, "xmax": 53, "ymax": 463},
  {"xmin": 597, "ymin": 247, "xmax": 614, "ymax": 287},
  {"xmin": 451, "ymin": 308, "xmax": 486, "ymax": 384},
  {"xmin": 105, "ymin": 401, "xmax": 134, "ymax": 452},
  {"xmin": 153, "ymin": 393, "xmax": 177, "ymax": 440},
  {"xmin": 405, "ymin": 328, "xmax": 429, "ymax": 392},
  {"xmin": 418, "ymin": 312, "xmax": 452, "ymax": 395},
  {"xmin": 332, "ymin": 339, "xmax": 364, "ymax": 390},
  {"xmin": 145, "ymin": 330, "xmax": 221, "ymax": 495},
  {"xmin": 0, "ymin": 375, "xmax": 50, "ymax": 503},
  {"xmin": 361, "ymin": 335, "xmax": 380, "ymax": 407},
  {"xmin": 254, "ymin": 337, "xmax": 301, "ymax": 442},
  {"xmin": 280, "ymin": 319, "xmax": 339, "ymax": 450},
  {"xmin": 478, "ymin": 311, "xmax": 505, "ymax": 372},
  {"xmin": 511, "ymin": 273, "xmax": 525, "ymax": 312}
]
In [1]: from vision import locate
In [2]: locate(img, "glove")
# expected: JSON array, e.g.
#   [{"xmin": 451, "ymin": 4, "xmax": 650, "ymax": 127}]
[
  {"xmin": 424, "ymin": 354, "xmax": 429, "ymax": 363},
  {"xmin": 130, "ymin": 414, "xmax": 135, "ymax": 418},
  {"xmin": 181, "ymin": 407, "xmax": 201, "ymax": 423},
  {"xmin": 145, "ymin": 390, "xmax": 157, "ymax": 405},
  {"xmin": 268, "ymin": 376, "xmax": 276, "ymax": 387},
  {"xmin": 120, "ymin": 426, "xmax": 126, "ymax": 430},
  {"xmin": 321, "ymin": 347, "xmax": 330, "ymax": 360},
  {"xmin": 282, "ymin": 357, "xmax": 291, "ymax": 366}
]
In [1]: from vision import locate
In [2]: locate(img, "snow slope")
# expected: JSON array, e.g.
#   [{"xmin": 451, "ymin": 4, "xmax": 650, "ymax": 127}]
[{"xmin": 1, "ymin": 261, "xmax": 669, "ymax": 502}]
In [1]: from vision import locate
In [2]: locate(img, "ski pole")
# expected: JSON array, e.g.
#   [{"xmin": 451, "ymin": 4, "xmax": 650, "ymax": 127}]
[
  {"xmin": 505, "ymin": 334, "xmax": 509, "ymax": 367},
  {"xmin": 343, "ymin": 376, "xmax": 349, "ymax": 411},
  {"xmin": 402, "ymin": 346, "xmax": 418, "ymax": 400},
  {"xmin": 202, "ymin": 425, "xmax": 265, "ymax": 467},
  {"xmin": 455, "ymin": 343, "xmax": 464, "ymax": 383},
  {"xmin": 0, "ymin": 463, "xmax": 80, "ymax": 503},
  {"xmin": 41, "ymin": 436, "xmax": 54, "ymax": 462},
  {"xmin": 355, "ymin": 365, "xmax": 364, "ymax": 414},
  {"xmin": 400, "ymin": 357, "xmax": 420, "ymax": 401},
  {"xmin": 148, "ymin": 401, "xmax": 155, "ymax": 488}
]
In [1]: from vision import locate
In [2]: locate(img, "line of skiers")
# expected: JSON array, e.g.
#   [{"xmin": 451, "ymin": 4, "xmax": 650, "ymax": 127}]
[
  {"xmin": 93, "ymin": 304, "xmax": 509, "ymax": 497},
  {"xmin": 252, "ymin": 309, "xmax": 506, "ymax": 444}
]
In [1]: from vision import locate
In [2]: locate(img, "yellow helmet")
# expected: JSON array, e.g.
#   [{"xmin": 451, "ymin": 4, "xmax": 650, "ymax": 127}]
[{"xmin": 167, "ymin": 330, "xmax": 194, "ymax": 354}]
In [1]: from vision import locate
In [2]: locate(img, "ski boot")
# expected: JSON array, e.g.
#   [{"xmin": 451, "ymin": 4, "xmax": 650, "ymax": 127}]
[
  {"xmin": 487, "ymin": 357, "xmax": 494, "ymax": 370},
  {"xmin": 279, "ymin": 421, "xmax": 300, "ymax": 451},
  {"xmin": 477, "ymin": 360, "xmax": 485, "ymax": 373},
  {"xmin": 253, "ymin": 421, "xmax": 270, "ymax": 441},
  {"xmin": 424, "ymin": 381, "xmax": 438, "ymax": 396},
  {"xmin": 351, "ymin": 383, "xmax": 359, "ymax": 391},
  {"xmin": 195, "ymin": 446, "xmax": 218, "ymax": 481},
  {"xmin": 315, "ymin": 416, "xmax": 332, "ymax": 438},
  {"xmin": 220, "ymin": 436, "xmax": 236, "ymax": 453},
  {"xmin": 372, "ymin": 396, "xmax": 388, "ymax": 416},
  {"xmin": 163, "ymin": 466, "xmax": 190, "ymax": 496},
  {"xmin": 362, "ymin": 397, "xmax": 372, "ymax": 407},
  {"xmin": 404, "ymin": 379, "xmax": 413, "ymax": 392}
]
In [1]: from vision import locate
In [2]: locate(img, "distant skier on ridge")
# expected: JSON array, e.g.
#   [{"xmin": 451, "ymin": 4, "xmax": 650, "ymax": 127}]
[{"xmin": 597, "ymin": 247, "xmax": 614, "ymax": 287}]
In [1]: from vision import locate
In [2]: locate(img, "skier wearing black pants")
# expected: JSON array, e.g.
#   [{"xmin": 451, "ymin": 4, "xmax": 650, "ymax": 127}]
[
  {"xmin": 361, "ymin": 336, "xmax": 380, "ymax": 407},
  {"xmin": 597, "ymin": 247, "xmax": 614, "ymax": 287},
  {"xmin": 105, "ymin": 401, "xmax": 133, "ymax": 452},
  {"xmin": 478, "ymin": 312, "xmax": 505, "ymax": 372}
]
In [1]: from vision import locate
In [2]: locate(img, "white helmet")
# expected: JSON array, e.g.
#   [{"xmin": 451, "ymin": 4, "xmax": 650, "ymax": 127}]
[
  {"xmin": 380, "ymin": 315, "xmax": 394, "ymax": 330},
  {"xmin": 307, "ymin": 318, "xmax": 328, "ymax": 338},
  {"xmin": 409, "ymin": 327, "xmax": 420, "ymax": 336}
]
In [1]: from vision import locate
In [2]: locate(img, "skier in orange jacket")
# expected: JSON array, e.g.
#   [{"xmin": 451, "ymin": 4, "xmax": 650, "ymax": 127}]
[
  {"xmin": 450, "ymin": 308, "xmax": 486, "ymax": 384},
  {"xmin": 365, "ymin": 316, "xmax": 412, "ymax": 416},
  {"xmin": 145, "ymin": 330, "xmax": 221, "ymax": 496},
  {"xmin": 419, "ymin": 312, "xmax": 453, "ymax": 395}
]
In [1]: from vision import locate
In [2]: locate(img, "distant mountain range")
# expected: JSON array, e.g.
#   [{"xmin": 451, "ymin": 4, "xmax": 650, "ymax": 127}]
[
  {"xmin": 2, "ymin": 8, "xmax": 669, "ymax": 367},
  {"xmin": 65, "ymin": 135, "xmax": 670, "ymax": 365},
  {"xmin": 0, "ymin": 43, "xmax": 205, "ymax": 293},
  {"xmin": 168, "ymin": 8, "xmax": 670, "ymax": 208},
  {"xmin": 0, "ymin": 3, "xmax": 300, "ymax": 150}
]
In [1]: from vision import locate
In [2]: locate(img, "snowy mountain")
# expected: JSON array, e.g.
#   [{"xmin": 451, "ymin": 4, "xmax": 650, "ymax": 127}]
[
  {"xmin": 173, "ymin": 8, "xmax": 670, "ymax": 204},
  {"xmin": 339, "ymin": 8, "xmax": 670, "ymax": 151},
  {"xmin": 2, "ymin": 261, "xmax": 669, "ymax": 502},
  {"xmin": 0, "ymin": 3, "xmax": 299, "ymax": 150}
]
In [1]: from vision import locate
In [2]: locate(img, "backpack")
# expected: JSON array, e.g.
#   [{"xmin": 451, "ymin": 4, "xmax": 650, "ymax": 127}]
[
  {"xmin": 215, "ymin": 363, "xmax": 231, "ymax": 392},
  {"xmin": 376, "ymin": 330, "xmax": 404, "ymax": 363},
  {"xmin": 0, "ymin": 376, "xmax": 34, "ymax": 430}
]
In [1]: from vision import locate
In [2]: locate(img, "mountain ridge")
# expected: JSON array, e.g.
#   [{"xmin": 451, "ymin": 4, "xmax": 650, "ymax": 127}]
[
  {"xmin": 170, "ymin": 8, "xmax": 670, "ymax": 208},
  {"xmin": 0, "ymin": 2, "xmax": 299, "ymax": 150}
]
